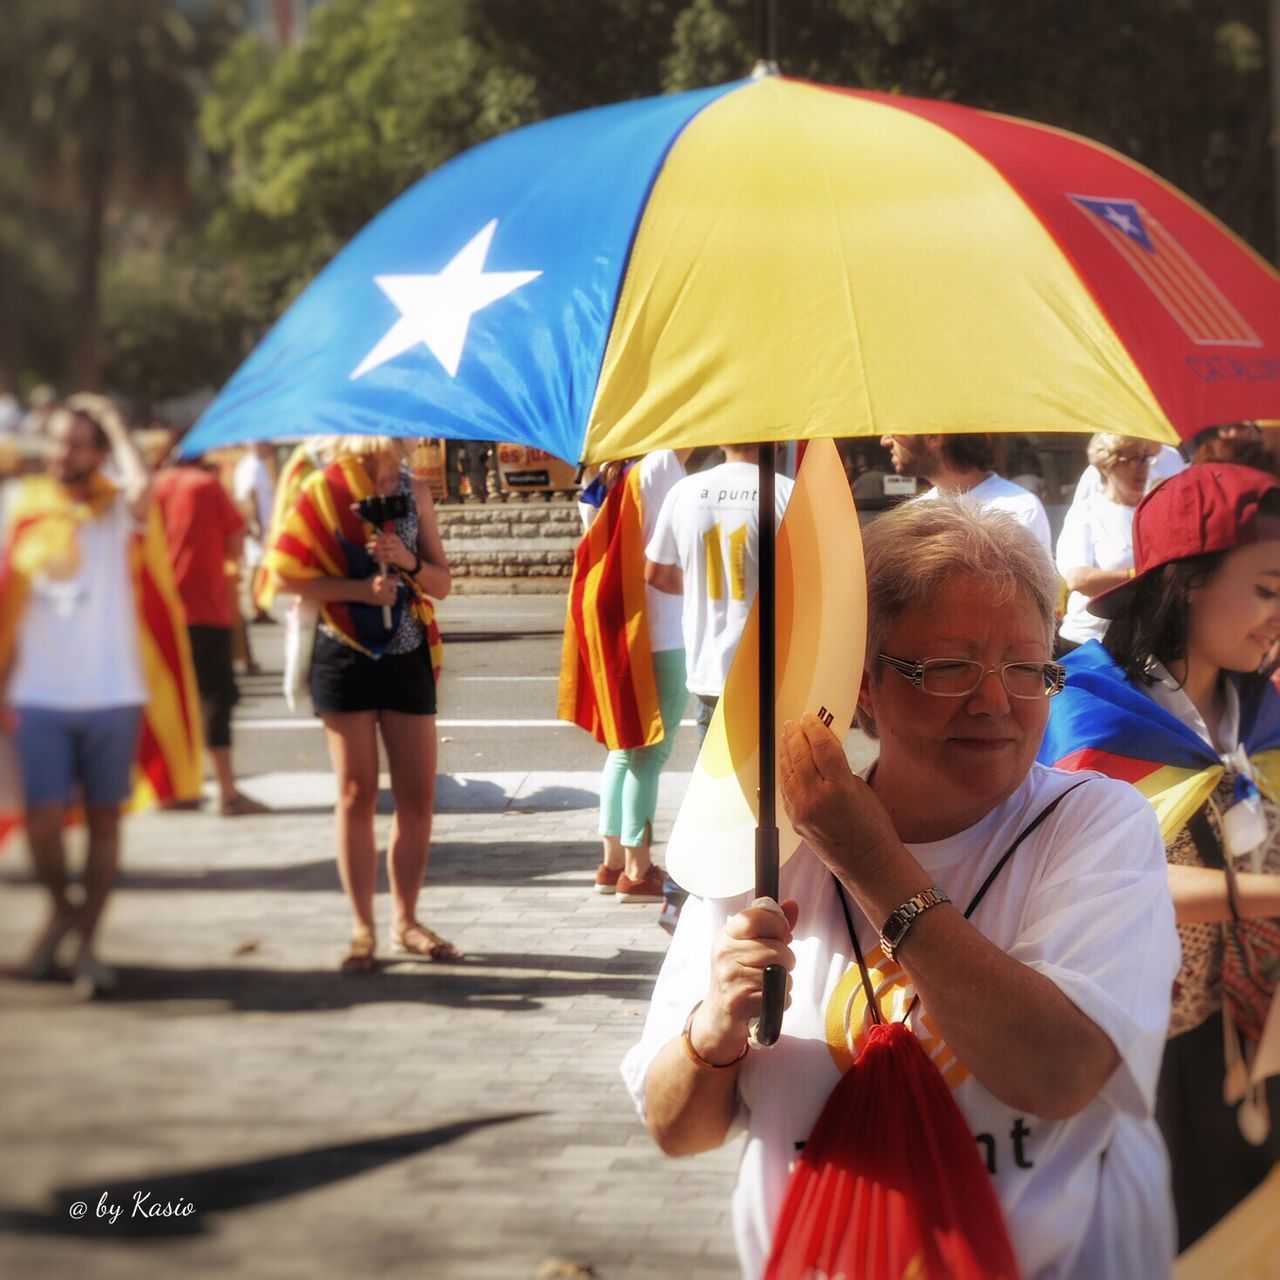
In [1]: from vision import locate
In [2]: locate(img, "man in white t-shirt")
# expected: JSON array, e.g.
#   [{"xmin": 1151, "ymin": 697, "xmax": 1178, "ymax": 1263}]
[
  {"xmin": 1, "ymin": 396, "xmax": 152, "ymax": 998},
  {"xmin": 645, "ymin": 445, "xmax": 795, "ymax": 733},
  {"xmin": 882, "ymin": 432, "xmax": 1052, "ymax": 551},
  {"xmin": 644, "ymin": 445, "xmax": 794, "ymax": 929},
  {"xmin": 233, "ymin": 442, "xmax": 276, "ymax": 623}
]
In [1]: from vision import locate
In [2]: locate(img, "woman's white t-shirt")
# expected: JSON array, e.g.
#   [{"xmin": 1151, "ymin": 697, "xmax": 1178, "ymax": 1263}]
[
  {"xmin": 622, "ymin": 765, "xmax": 1179, "ymax": 1279},
  {"xmin": 1055, "ymin": 495, "xmax": 1138, "ymax": 645}
]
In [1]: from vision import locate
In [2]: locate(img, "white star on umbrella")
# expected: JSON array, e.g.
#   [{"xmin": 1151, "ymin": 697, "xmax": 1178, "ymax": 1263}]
[
  {"xmin": 351, "ymin": 220, "xmax": 541, "ymax": 380},
  {"xmin": 1102, "ymin": 204, "xmax": 1138, "ymax": 237}
]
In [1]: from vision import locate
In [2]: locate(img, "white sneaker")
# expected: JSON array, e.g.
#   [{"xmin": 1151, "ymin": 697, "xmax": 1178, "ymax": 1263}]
[{"xmin": 72, "ymin": 948, "xmax": 118, "ymax": 1000}]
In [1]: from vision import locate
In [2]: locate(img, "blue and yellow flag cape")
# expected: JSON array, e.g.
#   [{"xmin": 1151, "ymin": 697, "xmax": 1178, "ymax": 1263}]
[{"xmin": 1039, "ymin": 640, "xmax": 1280, "ymax": 837}]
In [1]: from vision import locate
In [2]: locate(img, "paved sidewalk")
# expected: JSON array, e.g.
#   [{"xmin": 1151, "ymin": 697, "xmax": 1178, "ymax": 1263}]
[{"xmin": 0, "ymin": 791, "xmax": 744, "ymax": 1279}]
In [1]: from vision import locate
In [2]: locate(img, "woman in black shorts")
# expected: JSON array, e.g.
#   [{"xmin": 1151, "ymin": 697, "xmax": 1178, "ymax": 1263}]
[{"xmin": 270, "ymin": 436, "xmax": 452, "ymax": 972}]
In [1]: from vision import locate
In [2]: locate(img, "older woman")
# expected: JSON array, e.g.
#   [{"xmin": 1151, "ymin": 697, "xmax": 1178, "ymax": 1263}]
[
  {"xmin": 623, "ymin": 498, "xmax": 1179, "ymax": 1279},
  {"xmin": 267, "ymin": 436, "xmax": 451, "ymax": 972},
  {"xmin": 1056, "ymin": 433, "xmax": 1163, "ymax": 651}
]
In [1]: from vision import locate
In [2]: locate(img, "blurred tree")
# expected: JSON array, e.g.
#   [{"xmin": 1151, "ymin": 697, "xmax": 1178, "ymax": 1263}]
[
  {"xmin": 662, "ymin": 0, "xmax": 1275, "ymax": 260},
  {"xmin": 0, "ymin": 146, "xmax": 77, "ymax": 389},
  {"xmin": 199, "ymin": 0, "xmax": 540, "ymax": 330},
  {"xmin": 468, "ymin": 0, "xmax": 687, "ymax": 113},
  {"xmin": 100, "ymin": 247, "xmax": 250, "ymax": 404},
  {"xmin": 2, "ymin": 1, "xmax": 230, "ymax": 389}
]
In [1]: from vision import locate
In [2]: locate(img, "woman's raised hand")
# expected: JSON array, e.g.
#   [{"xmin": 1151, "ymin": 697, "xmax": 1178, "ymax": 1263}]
[
  {"xmin": 780, "ymin": 714, "xmax": 901, "ymax": 884},
  {"xmin": 366, "ymin": 530, "xmax": 414, "ymax": 570},
  {"xmin": 696, "ymin": 899, "xmax": 799, "ymax": 1061}
]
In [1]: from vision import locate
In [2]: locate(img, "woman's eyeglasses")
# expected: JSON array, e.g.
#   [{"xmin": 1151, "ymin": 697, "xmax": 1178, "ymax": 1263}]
[
  {"xmin": 1113, "ymin": 454, "xmax": 1157, "ymax": 468},
  {"xmin": 877, "ymin": 653, "xmax": 1068, "ymax": 699}
]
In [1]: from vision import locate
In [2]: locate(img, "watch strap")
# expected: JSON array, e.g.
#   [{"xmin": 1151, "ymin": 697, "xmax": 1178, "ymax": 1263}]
[{"xmin": 879, "ymin": 887, "xmax": 950, "ymax": 962}]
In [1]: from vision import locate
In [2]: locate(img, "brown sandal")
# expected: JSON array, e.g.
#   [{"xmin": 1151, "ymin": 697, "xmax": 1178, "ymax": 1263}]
[
  {"xmin": 340, "ymin": 932, "xmax": 377, "ymax": 974},
  {"xmin": 392, "ymin": 922, "xmax": 460, "ymax": 961}
]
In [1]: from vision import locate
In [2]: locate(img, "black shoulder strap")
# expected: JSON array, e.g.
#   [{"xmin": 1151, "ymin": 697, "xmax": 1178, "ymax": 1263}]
[
  {"xmin": 836, "ymin": 777, "xmax": 1095, "ymax": 1023},
  {"xmin": 836, "ymin": 878, "xmax": 884, "ymax": 1027},
  {"xmin": 963, "ymin": 778, "xmax": 1093, "ymax": 919}
]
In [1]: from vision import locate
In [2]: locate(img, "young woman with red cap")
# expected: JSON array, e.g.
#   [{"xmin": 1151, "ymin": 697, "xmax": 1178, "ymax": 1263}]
[{"xmin": 1041, "ymin": 462, "xmax": 1280, "ymax": 1251}]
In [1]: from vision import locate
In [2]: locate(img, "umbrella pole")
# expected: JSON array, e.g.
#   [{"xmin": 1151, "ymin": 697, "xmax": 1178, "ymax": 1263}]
[{"xmin": 754, "ymin": 445, "xmax": 785, "ymax": 1047}]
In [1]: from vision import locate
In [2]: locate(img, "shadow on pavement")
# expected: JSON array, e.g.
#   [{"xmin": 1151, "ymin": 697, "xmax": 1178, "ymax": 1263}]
[
  {"xmin": 0, "ymin": 1113, "xmax": 537, "ymax": 1239},
  {"xmin": 47, "ymin": 957, "xmax": 660, "ymax": 1014},
  {"xmin": 507, "ymin": 786, "xmax": 598, "ymax": 811},
  {"xmin": 2, "ymin": 842, "xmax": 602, "ymax": 895},
  {"xmin": 434, "ymin": 774, "xmax": 511, "ymax": 811},
  {"xmin": 438, "ymin": 629, "xmax": 563, "ymax": 644}
]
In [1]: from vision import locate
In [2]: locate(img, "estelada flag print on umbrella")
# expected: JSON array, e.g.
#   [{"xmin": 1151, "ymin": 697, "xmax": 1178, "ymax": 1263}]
[{"xmin": 180, "ymin": 75, "xmax": 1280, "ymax": 463}]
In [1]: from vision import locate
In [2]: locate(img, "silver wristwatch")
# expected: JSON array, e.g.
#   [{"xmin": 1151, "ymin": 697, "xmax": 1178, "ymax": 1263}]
[{"xmin": 879, "ymin": 887, "xmax": 950, "ymax": 962}]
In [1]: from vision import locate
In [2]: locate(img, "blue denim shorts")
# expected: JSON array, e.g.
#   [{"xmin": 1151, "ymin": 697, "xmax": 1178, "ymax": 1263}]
[{"xmin": 13, "ymin": 705, "xmax": 143, "ymax": 808}]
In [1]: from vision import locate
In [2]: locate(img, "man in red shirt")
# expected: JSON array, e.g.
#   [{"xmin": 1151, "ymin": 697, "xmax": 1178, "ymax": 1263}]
[{"xmin": 154, "ymin": 458, "xmax": 263, "ymax": 815}]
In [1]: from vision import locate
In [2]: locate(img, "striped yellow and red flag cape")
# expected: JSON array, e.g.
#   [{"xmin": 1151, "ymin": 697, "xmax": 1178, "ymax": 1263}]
[
  {"xmin": 263, "ymin": 456, "xmax": 443, "ymax": 678},
  {"xmin": 1038, "ymin": 639, "xmax": 1280, "ymax": 838},
  {"xmin": 558, "ymin": 463, "xmax": 662, "ymax": 751},
  {"xmin": 0, "ymin": 474, "xmax": 204, "ymax": 845},
  {"xmin": 251, "ymin": 441, "xmax": 325, "ymax": 613}
]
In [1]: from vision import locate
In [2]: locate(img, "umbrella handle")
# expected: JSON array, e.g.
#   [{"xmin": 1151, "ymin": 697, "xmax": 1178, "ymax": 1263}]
[
  {"xmin": 747, "ymin": 893, "xmax": 786, "ymax": 1050},
  {"xmin": 752, "ymin": 448, "xmax": 783, "ymax": 1048},
  {"xmin": 752, "ymin": 964, "xmax": 786, "ymax": 1049}
]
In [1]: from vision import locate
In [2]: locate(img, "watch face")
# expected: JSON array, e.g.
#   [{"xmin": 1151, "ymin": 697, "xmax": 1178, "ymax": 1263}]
[{"xmin": 882, "ymin": 916, "xmax": 909, "ymax": 948}]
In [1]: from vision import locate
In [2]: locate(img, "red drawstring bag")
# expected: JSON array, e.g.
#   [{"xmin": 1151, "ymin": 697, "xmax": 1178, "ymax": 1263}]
[{"xmin": 763, "ymin": 1020, "xmax": 1019, "ymax": 1280}]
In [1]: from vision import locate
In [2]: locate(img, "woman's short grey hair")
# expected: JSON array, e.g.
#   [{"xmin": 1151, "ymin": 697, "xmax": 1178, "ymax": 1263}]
[
  {"xmin": 1086, "ymin": 432, "xmax": 1156, "ymax": 473},
  {"xmin": 862, "ymin": 494, "xmax": 1058, "ymax": 676}
]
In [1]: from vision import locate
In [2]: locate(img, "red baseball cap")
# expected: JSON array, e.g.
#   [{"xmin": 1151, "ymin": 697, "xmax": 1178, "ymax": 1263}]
[{"xmin": 1088, "ymin": 463, "xmax": 1280, "ymax": 619}]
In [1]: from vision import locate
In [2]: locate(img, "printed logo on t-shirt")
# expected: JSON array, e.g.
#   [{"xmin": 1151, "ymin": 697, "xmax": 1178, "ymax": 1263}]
[{"xmin": 823, "ymin": 944, "xmax": 971, "ymax": 1090}]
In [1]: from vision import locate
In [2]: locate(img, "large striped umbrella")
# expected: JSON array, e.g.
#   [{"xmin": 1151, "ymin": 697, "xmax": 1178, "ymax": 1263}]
[
  {"xmin": 181, "ymin": 73, "xmax": 1279, "ymax": 464},
  {"xmin": 180, "ymin": 70, "xmax": 1280, "ymax": 1044}
]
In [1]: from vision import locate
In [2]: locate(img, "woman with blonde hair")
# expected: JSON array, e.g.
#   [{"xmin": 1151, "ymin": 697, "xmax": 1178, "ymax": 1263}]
[
  {"xmin": 1055, "ymin": 432, "xmax": 1163, "ymax": 652},
  {"xmin": 266, "ymin": 435, "xmax": 451, "ymax": 972}
]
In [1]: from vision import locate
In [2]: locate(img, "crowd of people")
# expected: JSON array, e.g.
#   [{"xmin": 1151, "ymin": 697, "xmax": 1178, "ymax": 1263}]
[
  {"xmin": 1, "ymin": 405, "xmax": 457, "ymax": 987},
  {"xmin": 3, "ymin": 395, "xmax": 1280, "ymax": 1274}
]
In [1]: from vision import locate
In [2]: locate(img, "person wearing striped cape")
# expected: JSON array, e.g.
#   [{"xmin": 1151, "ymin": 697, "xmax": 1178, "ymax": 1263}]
[
  {"xmin": 264, "ymin": 436, "xmax": 450, "ymax": 973},
  {"xmin": 1041, "ymin": 463, "xmax": 1280, "ymax": 1249},
  {"xmin": 0, "ymin": 396, "xmax": 202, "ymax": 997},
  {"xmin": 559, "ymin": 451, "xmax": 690, "ymax": 908}
]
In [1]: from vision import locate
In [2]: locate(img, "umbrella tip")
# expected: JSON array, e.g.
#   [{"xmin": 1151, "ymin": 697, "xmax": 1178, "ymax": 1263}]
[{"xmin": 750, "ymin": 59, "xmax": 780, "ymax": 79}]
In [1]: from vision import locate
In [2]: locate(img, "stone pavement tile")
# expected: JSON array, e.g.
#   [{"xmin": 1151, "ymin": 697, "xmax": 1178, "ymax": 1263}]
[{"xmin": 0, "ymin": 800, "xmax": 744, "ymax": 1278}]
